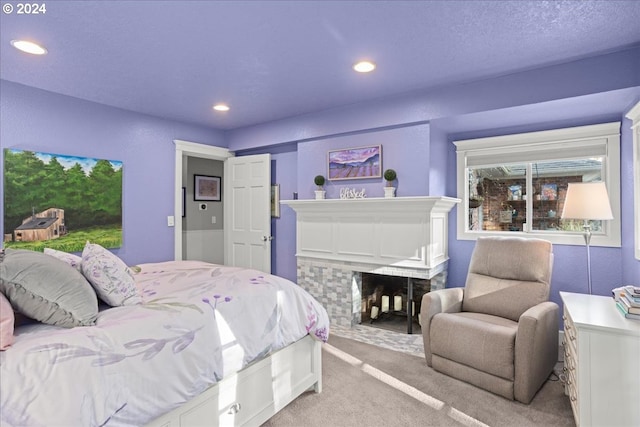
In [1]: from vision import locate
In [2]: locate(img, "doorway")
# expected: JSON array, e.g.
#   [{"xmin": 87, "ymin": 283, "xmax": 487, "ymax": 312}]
[
  {"xmin": 173, "ymin": 140, "xmax": 233, "ymax": 262},
  {"xmin": 182, "ymin": 156, "xmax": 224, "ymax": 263},
  {"xmin": 173, "ymin": 140, "xmax": 272, "ymax": 273}
]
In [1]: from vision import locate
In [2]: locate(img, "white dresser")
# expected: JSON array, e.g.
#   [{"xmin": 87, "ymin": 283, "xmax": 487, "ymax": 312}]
[{"xmin": 560, "ymin": 292, "xmax": 640, "ymax": 427}]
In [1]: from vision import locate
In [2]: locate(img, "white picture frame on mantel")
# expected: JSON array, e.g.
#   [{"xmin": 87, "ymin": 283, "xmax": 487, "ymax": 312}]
[{"xmin": 626, "ymin": 101, "xmax": 640, "ymax": 260}]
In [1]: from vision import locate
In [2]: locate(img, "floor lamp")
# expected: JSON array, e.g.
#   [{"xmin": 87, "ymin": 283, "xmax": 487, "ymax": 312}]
[{"xmin": 561, "ymin": 182, "xmax": 613, "ymax": 294}]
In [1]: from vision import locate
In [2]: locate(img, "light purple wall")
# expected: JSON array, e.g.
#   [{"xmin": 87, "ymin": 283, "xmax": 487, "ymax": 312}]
[
  {"xmin": 227, "ymin": 48, "xmax": 640, "ymax": 314},
  {"xmin": 271, "ymin": 148, "xmax": 298, "ymax": 283},
  {"xmin": 239, "ymin": 125, "xmax": 432, "ymax": 283},
  {"xmin": 427, "ymin": 124, "xmax": 448, "ymax": 196},
  {"xmin": 296, "ymin": 125, "xmax": 430, "ymax": 200},
  {"xmin": 2, "ymin": 44, "xmax": 639, "ymax": 311},
  {"xmin": 0, "ymin": 80, "xmax": 225, "ymax": 265}
]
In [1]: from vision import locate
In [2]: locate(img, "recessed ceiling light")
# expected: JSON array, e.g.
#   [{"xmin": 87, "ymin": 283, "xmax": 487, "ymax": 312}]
[
  {"xmin": 10, "ymin": 40, "xmax": 47, "ymax": 55},
  {"xmin": 353, "ymin": 61, "xmax": 376, "ymax": 73},
  {"xmin": 213, "ymin": 104, "xmax": 230, "ymax": 112}
]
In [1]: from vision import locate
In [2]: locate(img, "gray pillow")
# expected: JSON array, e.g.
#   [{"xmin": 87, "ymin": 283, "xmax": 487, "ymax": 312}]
[{"xmin": 0, "ymin": 249, "xmax": 98, "ymax": 327}]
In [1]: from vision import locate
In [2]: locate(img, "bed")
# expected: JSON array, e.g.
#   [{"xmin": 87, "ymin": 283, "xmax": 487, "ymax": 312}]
[{"xmin": 0, "ymin": 254, "xmax": 329, "ymax": 427}]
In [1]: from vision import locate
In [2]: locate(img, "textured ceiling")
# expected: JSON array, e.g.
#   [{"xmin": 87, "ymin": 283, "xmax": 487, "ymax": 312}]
[{"xmin": 1, "ymin": 1, "xmax": 639, "ymax": 130}]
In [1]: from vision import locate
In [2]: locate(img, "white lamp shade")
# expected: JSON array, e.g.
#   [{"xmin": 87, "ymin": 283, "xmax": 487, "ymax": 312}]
[{"xmin": 561, "ymin": 182, "xmax": 613, "ymax": 220}]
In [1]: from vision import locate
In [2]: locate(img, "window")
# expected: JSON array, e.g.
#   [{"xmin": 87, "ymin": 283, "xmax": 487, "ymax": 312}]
[{"xmin": 455, "ymin": 122, "xmax": 621, "ymax": 247}]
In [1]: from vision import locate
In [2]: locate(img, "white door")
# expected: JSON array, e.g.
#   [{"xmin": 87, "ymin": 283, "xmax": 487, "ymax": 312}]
[{"xmin": 224, "ymin": 154, "xmax": 272, "ymax": 273}]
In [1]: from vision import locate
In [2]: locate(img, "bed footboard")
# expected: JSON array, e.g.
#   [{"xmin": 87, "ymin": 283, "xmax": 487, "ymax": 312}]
[{"xmin": 146, "ymin": 335, "xmax": 322, "ymax": 427}]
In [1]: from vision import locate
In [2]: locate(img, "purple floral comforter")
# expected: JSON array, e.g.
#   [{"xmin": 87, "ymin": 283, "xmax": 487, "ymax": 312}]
[{"xmin": 0, "ymin": 261, "xmax": 329, "ymax": 426}]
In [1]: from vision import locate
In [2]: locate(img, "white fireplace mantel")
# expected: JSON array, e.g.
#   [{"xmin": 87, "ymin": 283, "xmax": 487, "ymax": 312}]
[{"xmin": 281, "ymin": 196, "xmax": 460, "ymax": 279}]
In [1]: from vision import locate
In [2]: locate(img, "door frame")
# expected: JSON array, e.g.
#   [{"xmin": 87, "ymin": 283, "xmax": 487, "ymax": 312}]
[{"xmin": 173, "ymin": 140, "xmax": 233, "ymax": 261}]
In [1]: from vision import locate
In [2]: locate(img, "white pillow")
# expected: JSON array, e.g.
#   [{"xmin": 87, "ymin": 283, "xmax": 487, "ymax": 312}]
[
  {"xmin": 81, "ymin": 242, "xmax": 141, "ymax": 306},
  {"xmin": 44, "ymin": 248, "xmax": 82, "ymax": 272}
]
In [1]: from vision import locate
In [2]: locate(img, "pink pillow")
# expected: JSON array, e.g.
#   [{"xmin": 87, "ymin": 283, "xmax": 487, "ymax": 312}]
[{"xmin": 0, "ymin": 293, "xmax": 15, "ymax": 350}]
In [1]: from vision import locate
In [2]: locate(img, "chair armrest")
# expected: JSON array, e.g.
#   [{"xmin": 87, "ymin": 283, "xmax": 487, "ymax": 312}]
[
  {"xmin": 420, "ymin": 288, "xmax": 463, "ymax": 366},
  {"xmin": 514, "ymin": 301, "xmax": 559, "ymax": 403}
]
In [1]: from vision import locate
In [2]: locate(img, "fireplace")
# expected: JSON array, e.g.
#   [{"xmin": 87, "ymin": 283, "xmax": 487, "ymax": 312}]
[
  {"xmin": 282, "ymin": 196, "xmax": 460, "ymax": 333},
  {"xmin": 295, "ymin": 256, "xmax": 446, "ymax": 333},
  {"xmin": 361, "ymin": 273, "xmax": 430, "ymax": 334}
]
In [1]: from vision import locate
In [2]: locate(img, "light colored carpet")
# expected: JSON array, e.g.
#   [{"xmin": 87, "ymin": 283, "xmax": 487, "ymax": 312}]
[{"xmin": 262, "ymin": 335, "xmax": 574, "ymax": 427}]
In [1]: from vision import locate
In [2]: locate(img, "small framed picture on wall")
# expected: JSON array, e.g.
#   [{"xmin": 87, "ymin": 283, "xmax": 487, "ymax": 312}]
[
  {"xmin": 194, "ymin": 175, "xmax": 221, "ymax": 201},
  {"xmin": 271, "ymin": 184, "xmax": 280, "ymax": 218}
]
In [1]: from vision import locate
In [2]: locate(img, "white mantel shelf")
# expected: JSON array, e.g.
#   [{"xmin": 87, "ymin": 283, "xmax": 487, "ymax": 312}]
[
  {"xmin": 281, "ymin": 196, "xmax": 460, "ymax": 278},
  {"xmin": 281, "ymin": 196, "xmax": 460, "ymax": 212}
]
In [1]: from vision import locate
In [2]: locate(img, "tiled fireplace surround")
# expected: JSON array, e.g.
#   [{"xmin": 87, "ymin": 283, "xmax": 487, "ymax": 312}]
[
  {"xmin": 297, "ymin": 257, "xmax": 447, "ymax": 327},
  {"xmin": 282, "ymin": 197, "xmax": 460, "ymax": 328}
]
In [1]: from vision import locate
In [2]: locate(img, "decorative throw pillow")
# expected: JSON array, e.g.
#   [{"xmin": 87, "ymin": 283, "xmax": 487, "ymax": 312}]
[
  {"xmin": 0, "ymin": 249, "xmax": 98, "ymax": 328},
  {"xmin": 0, "ymin": 292, "xmax": 14, "ymax": 350},
  {"xmin": 81, "ymin": 242, "xmax": 141, "ymax": 306},
  {"xmin": 44, "ymin": 248, "xmax": 82, "ymax": 272}
]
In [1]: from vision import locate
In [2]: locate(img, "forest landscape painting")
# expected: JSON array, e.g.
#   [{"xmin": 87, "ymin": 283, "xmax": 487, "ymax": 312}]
[
  {"xmin": 328, "ymin": 145, "xmax": 381, "ymax": 180},
  {"xmin": 3, "ymin": 149, "xmax": 123, "ymax": 252}
]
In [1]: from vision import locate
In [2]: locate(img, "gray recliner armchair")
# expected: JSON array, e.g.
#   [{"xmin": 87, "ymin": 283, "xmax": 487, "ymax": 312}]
[{"xmin": 420, "ymin": 236, "xmax": 558, "ymax": 404}]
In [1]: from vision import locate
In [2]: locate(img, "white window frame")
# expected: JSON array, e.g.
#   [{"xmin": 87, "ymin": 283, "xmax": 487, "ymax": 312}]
[
  {"xmin": 625, "ymin": 102, "xmax": 640, "ymax": 260},
  {"xmin": 454, "ymin": 122, "xmax": 621, "ymax": 247}
]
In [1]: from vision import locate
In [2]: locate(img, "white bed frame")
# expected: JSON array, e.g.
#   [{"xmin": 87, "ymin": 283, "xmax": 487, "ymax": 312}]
[{"xmin": 146, "ymin": 335, "xmax": 322, "ymax": 427}]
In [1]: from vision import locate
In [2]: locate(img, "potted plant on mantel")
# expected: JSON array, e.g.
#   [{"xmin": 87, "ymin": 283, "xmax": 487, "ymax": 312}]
[
  {"xmin": 314, "ymin": 175, "xmax": 326, "ymax": 200},
  {"xmin": 383, "ymin": 169, "xmax": 397, "ymax": 198}
]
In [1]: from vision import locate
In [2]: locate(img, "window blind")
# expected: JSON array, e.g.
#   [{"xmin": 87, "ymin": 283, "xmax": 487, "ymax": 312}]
[{"xmin": 465, "ymin": 138, "xmax": 607, "ymax": 168}]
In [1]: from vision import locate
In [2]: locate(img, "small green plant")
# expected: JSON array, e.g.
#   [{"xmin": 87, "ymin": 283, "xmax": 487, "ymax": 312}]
[
  {"xmin": 314, "ymin": 175, "xmax": 326, "ymax": 188},
  {"xmin": 383, "ymin": 169, "xmax": 397, "ymax": 186}
]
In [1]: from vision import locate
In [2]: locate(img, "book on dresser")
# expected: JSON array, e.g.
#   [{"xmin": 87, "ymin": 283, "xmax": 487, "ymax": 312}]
[
  {"xmin": 621, "ymin": 294, "xmax": 640, "ymax": 311},
  {"xmin": 616, "ymin": 300, "xmax": 640, "ymax": 320},
  {"xmin": 623, "ymin": 285, "xmax": 640, "ymax": 302}
]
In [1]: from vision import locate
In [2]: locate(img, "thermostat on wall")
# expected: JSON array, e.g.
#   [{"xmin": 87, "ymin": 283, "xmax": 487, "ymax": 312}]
[{"xmin": 199, "ymin": 203, "xmax": 207, "ymax": 211}]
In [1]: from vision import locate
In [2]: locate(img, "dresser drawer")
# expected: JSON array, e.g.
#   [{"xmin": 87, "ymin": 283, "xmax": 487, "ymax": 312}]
[
  {"xmin": 563, "ymin": 352, "xmax": 579, "ymax": 426},
  {"xmin": 563, "ymin": 308, "xmax": 579, "ymax": 425},
  {"xmin": 217, "ymin": 361, "xmax": 275, "ymax": 426},
  {"xmin": 561, "ymin": 292, "xmax": 640, "ymax": 427},
  {"xmin": 562, "ymin": 310, "xmax": 578, "ymax": 360}
]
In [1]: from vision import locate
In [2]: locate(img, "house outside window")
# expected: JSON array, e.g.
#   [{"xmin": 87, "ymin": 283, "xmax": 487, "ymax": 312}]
[{"xmin": 454, "ymin": 122, "xmax": 621, "ymax": 247}]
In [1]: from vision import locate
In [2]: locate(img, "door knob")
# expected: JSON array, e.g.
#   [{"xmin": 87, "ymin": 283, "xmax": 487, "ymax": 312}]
[{"xmin": 262, "ymin": 236, "xmax": 273, "ymax": 241}]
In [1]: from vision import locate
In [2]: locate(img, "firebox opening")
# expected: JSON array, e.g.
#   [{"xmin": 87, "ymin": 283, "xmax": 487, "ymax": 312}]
[{"xmin": 360, "ymin": 272, "xmax": 430, "ymax": 334}]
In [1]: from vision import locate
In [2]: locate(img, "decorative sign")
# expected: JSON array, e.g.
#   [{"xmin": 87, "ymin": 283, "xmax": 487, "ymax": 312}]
[{"xmin": 340, "ymin": 188, "xmax": 367, "ymax": 199}]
